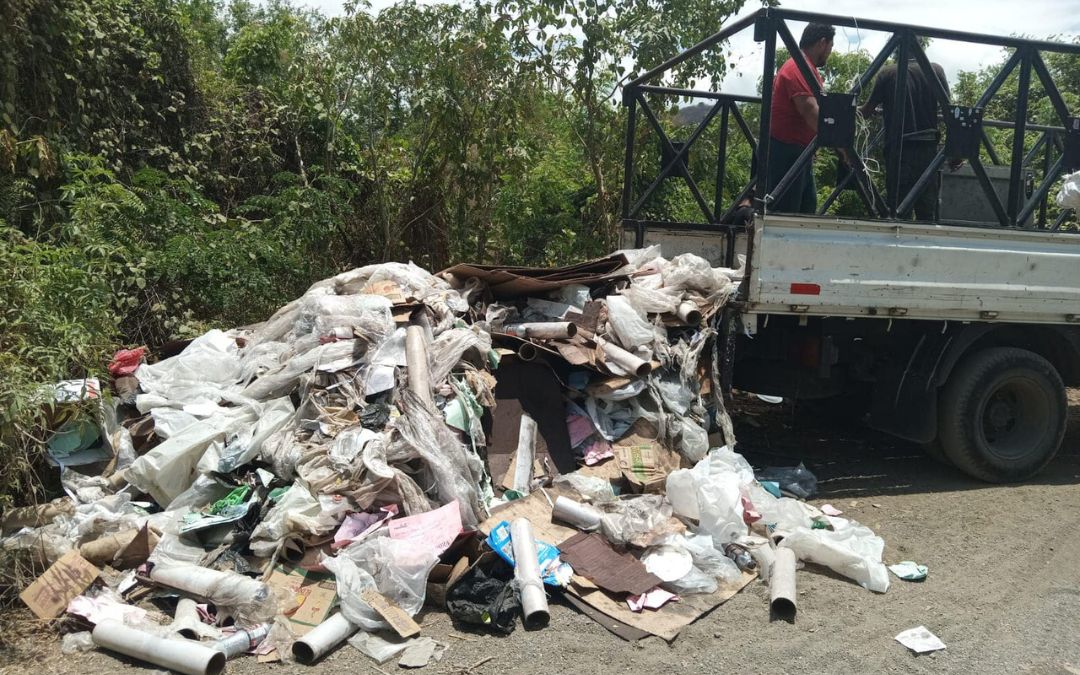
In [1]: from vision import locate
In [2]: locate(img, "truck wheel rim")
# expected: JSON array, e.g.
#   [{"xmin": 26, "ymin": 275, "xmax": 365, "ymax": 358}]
[{"xmin": 976, "ymin": 375, "xmax": 1052, "ymax": 461}]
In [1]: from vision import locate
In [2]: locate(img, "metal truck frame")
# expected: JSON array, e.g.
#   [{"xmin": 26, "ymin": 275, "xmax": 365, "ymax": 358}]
[{"xmin": 620, "ymin": 8, "xmax": 1080, "ymax": 482}]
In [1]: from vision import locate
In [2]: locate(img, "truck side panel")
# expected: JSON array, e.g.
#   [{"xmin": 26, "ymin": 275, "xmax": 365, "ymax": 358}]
[{"xmin": 749, "ymin": 216, "xmax": 1080, "ymax": 325}]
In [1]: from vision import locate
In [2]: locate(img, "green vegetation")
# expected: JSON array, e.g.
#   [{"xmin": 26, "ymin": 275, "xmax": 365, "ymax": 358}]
[{"xmin": 0, "ymin": 0, "xmax": 749, "ymax": 505}]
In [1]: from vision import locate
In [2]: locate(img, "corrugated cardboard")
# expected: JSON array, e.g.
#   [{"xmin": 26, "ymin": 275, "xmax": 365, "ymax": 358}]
[
  {"xmin": 20, "ymin": 550, "xmax": 99, "ymax": 619},
  {"xmin": 265, "ymin": 564, "xmax": 337, "ymax": 636},
  {"xmin": 613, "ymin": 420, "xmax": 680, "ymax": 493}
]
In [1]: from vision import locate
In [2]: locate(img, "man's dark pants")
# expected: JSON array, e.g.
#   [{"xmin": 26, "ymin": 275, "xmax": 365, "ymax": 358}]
[{"xmin": 766, "ymin": 137, "xmax": 816, "ymax": 214}]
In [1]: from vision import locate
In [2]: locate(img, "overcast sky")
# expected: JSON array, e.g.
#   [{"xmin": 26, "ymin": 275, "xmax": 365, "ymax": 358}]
[{"xmin": 298, "ymin": 0, "xmax": 1080, "ymax": 94}]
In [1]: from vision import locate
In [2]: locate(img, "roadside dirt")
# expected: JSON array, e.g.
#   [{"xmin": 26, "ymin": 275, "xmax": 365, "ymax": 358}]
[{"xmin": 5, "ymin": 392, "xmax": 1080, "ymax": 675}]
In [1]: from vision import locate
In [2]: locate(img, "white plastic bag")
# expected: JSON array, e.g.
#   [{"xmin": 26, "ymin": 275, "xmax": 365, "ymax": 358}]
[
  {"xmin": 1057, "ymin": 170, "xmax": 1080, "ymax": 211},
  {"xmin": 605, "ymin": 295, "xmax": 655, "ymax": 349},
  {"xmin": 665, "ymin": 447, "xmax": 751, "ymax": 546},
  {"xmin": 781, "ymin": 521, "xmax": 890, "ymax": 593},
  {"xmin": 323, "ymin": 536, "xmax": 438, "ymax": 631}
]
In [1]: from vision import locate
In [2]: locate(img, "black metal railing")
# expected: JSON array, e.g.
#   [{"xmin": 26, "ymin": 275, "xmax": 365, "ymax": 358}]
[{"xmin": 621, "ymin": 8, "xmax": 1080, "ymax": 245}]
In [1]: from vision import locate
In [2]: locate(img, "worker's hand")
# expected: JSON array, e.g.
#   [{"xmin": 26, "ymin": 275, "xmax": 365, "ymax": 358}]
[{"xmin": 947, "ymin": 158, "xmax": 965, "ymax": 171}]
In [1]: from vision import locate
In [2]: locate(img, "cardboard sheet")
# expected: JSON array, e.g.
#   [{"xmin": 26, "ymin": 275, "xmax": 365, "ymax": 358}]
[
  {"xmin": 20, "ymin": 550, "xmax": 99, "ymax": 619},
  {"xmin": 558, "ymin": 532, "xmax": 661, "ymax": 596},
  {"xmin": 441, "ymin": 254, "xmax": 628, "ymax": 298},
  {"xmin": 265, "ymin": 564, "xmax": 337, "ymax": 636},
  {"xmin": 567, "ymin": 571, "xmax": 757, "ymax": 641},
  {"xmin": 613, "ymin": 420, "xmax": 681, "ymax": 493},
  {"xmin": 478, "ymin": 488, "xmax": 579, "ymax": 546}
]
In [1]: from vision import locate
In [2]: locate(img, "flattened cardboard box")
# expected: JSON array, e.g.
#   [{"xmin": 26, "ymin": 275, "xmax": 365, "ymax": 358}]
[
  {"xmin": 613, "ymin": 420, "xmax": 680, "ymax": 493},
  {"xmin": 265, "ymin": 564, "xmax": 337, "ymax": 636}
]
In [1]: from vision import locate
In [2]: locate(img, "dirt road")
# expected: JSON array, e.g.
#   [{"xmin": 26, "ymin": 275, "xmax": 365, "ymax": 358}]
[{"xmin": 7, "ymin": 393, "xmax": 1080, "ymax": 675}]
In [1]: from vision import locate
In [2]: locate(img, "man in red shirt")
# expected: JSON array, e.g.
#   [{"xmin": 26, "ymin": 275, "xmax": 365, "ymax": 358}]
[{"xmin": 766, "ymin": 23, "xmax": 834, "ymax": 214}]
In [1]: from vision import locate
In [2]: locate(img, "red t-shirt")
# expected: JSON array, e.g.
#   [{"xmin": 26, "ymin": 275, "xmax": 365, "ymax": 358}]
[{"xmin": 770, "ymin": 55, "xmax": 823, "ymax": 147}]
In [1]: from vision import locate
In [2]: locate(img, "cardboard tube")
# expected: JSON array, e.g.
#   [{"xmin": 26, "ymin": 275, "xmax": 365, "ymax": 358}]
[
  {"xmin": 149, "ymin": 565, "xmax": 273, "ymax": 622},
  {"xmin": 92, "ymin": 619, "xmax": 225, "ymax": 675},
  {"xmin": 510, "ymin": 518, "xmax": 549, "ymax": 628},
  {"xmin": 676, "ymin": 301, "xmax": 702, "ymax": 325},
  {"xmin": 213, "ymin": 624, "xmax": 270, "ymax": 659},
  {"xmin": 292, "ymin": 613, "xmax": 358, "ymax": 664},
  {"xmin": 79, "ymin": 528, "xmax": 143, "ymax": 566},
  {"xmin": 516, "ymin": 342, "xmax": 538, "ymax": 361},
  {"xmin": 172, "ymin": 597, "xmax": 202, "ymax": 639},
  {"xmin": 1, "ymin": 498, "xmax": 74, "ymax": 534},
  {"xmin": 512, "ymin": 413, "xmax": 537, "ymax": 495},
  {"xmin": 749, "ymin": 544, "xmax": 777, "ymax": 583},
  {"xmin": 405, "ymin": 325, "xmax": 435, "ymax": 410},
  {"xmin": 504, "ymin": 322, "xmax": 577, "ymax": 339},
  {"xmin": 552, "ymin": 496, "xmax": 601, "ymax": 531},
  {"xmin": 593, "ymin": 336, "xmax": 651, "ymax": 377},
  {"xmin": 770, "ymin": 547, "xmax": 797, "ymax": 620}
]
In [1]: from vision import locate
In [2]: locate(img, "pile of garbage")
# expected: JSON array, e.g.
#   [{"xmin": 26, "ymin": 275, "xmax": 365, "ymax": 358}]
[{"xmin": 2, "ymin": 248, "xmax": 892, "ymax": 673}]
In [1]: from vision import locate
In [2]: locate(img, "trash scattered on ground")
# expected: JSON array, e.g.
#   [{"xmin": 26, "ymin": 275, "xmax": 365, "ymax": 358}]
[
  {"xmin": 820, "ymin": 504, "xmax": 843, "ymax": 516},
  {"xmin": 1, "ymin": 248, "xmax": 904, "ymax": 669},
  {"xmin": 895, "ymin": 625, "xmax": 947, "ymax": 653},
  {"xmin": 888, "ymin": 561, "xmax": 928, "ymax": 581}
]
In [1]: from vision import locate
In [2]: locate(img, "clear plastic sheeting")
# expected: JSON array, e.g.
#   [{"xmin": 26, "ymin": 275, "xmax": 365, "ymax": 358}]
[
  {"xmin": 781, "ymin": 521, "xmax": 890, "ymax": 593},
  {"xmin": 322, "ymin": 535, "xmax": 438, "ymax": 631},
  {"xmin": 134, "ymin": 330, "xmax": 243, "ymax": 405},
  {"xmin": 605, "ymin": 295, "xmax": 656, "ymax": 349}
]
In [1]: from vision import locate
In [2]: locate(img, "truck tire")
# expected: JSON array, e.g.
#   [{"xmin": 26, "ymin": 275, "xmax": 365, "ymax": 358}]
[{"xmin": 939, "ymin": 347, "xmax": 1066, "ymax": 482}]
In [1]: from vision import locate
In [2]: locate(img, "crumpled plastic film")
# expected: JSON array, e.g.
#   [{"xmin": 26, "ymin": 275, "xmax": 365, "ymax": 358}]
[
  {"xmin": 781, "ymin": 521, "xmax": 890, "ymax": 593},
  {"xmin": 149, "ymin": 565, "xmax": 280, "ymax": 626},
  {"xmin": 598, "ymin": 495, "xmax": 676, "ymax": 547},
  {"xmin": 296, "ymin": 293, "xmax": 395, "ymax": 343},
  {"xmin": 605, "ymin": 295, "xmax": 656, "ymax": 349},
  {"xmin": 134, "ymin": 330, "xmax": 243, "ymax": 407},
  {"xmin": 249, "ymin": 483, "xmax": 346, "ymax": 558},
  {"xmin": 619, "ymin": 284, "xmax": 681, "ymax": 315},
  {"xmin": 427, "ymin": 327, "xmax": 492, "ymax": 386},
  {"xmin": 391, "ymin": 391, "xmax": 482, "ymax": 526},
  {"xmin": 322, "ymin": 535, "xmax": 438, "ymax": 631},
  {"xmin": 666, "ymin": 448, "xmax": 751, "ymax": 546}
]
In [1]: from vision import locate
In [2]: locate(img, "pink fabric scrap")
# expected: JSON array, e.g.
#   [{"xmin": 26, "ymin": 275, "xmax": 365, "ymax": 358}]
[
  {"xmin": 821, "ymin": 503, "xmax": 843, "ymax": 516},
  {"xmin": 626, "ymin": 587, "xmax": 679, "ymax": 612},
  {"xmin": 583, "ymin": 438, "xmax": 614, "ymax": 466},
  {"xmin": 741, "ymin": 494, "xmax": 762, "ymax": 524}
]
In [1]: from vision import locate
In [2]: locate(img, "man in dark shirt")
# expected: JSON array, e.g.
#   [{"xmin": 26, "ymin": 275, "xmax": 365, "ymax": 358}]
[
  {"xmin": 860, "ymin": 58, "xmax": 950, "ymax": 220},
  {"xmin": 766, "ymin": 23, "xmax": 835, "ymax": 214}
]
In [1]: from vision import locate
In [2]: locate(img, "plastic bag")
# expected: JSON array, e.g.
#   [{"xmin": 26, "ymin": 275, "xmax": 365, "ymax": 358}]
[
  {"xmin": 680, "ymin": 533, "xmax": 742, "ymax": 584},
  {"xmin": 598, "ymin": 495, "xmax": 678, "ymax": 547},
  {"xmin": 619, "ymin": 284, "xmax": 681, "ymax": 315},
  {"xmin": 1057, "ymin": 170, "xmax": 1080, "ymax": 210},
  {"xmin": 249, "ymin": 483, "xmax": 344, "ymax": 558},
  {"xmin": 755, "ymin": 463, "xmax": 818, "ymax": 499},
  {"xmin": 61, "ymin": 631, "xmax": 95, "ymax": 654},
  {"xmin": 134, "ymin": 329, "xmax": 243, "ymax": 403},
  {"xmin": 323, "ymin": 535, "xmax": 438, "ymax": 631},
  {"xmin": 781, "ymin": 521, "xmax": 890, "ymax": 593},
  {"xmin": 552, "ymin": 474, "xmax": 617, "ymax": 503},
  {"xmin": 746, "ymin": 484, "xmax": 816, "ymax": 532},
  {"xmin": 605, "ymin": 295, "xmax": 655, "ymax": 349},
  {"xmin": 660, "ymin": 253, "xmax": 730, "ymax": 294},
  {"xmin": 445, "ymin": 563, "xmax": 521, "ymax": 634},
  {"xmin": 210, "ymin": 397, "xmax": 295, "ymax": 473},
  {"xmin": 665, "ymin": 448, "xmax": 750, "ymax": 546},
  {"xmin": 126, "ymin": 405, "xmax": 258, "ymax": 506}
]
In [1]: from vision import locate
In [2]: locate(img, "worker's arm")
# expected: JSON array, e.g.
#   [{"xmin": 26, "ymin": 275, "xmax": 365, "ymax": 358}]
[{"xmin": 792, "ymin": 94, "xmax": 819, "ymax": 133}]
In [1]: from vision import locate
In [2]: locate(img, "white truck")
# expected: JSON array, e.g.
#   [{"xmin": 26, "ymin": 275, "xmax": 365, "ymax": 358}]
[
  {"xmin": 634, "ymin": 216, "xmax": 1080, "ymax": 482},
  {"xmin": 619, "ymin": 9, "xmax": 1080, "ymax": 481}
]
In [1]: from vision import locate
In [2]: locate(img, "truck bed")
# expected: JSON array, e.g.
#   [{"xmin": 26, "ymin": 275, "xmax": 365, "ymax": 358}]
[{"xmin": 745, "ymin": 215, "xmax": 1080, "ymax": 324}]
